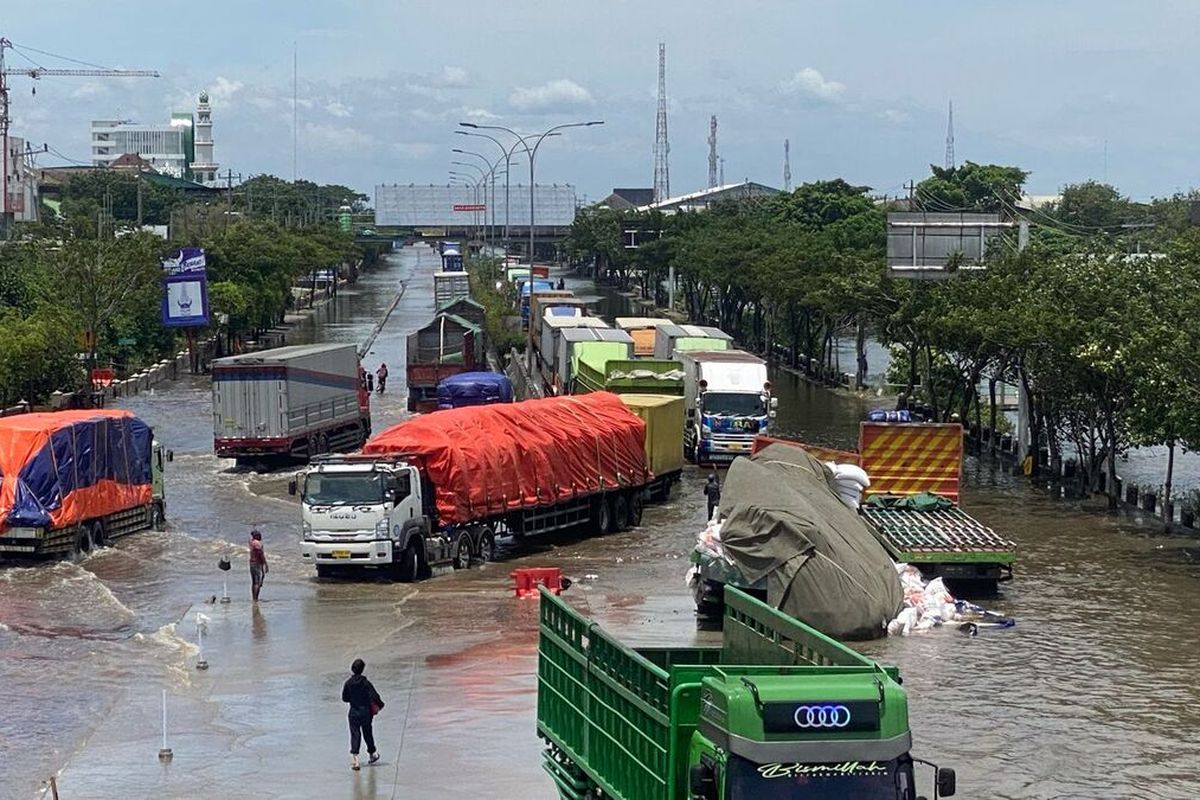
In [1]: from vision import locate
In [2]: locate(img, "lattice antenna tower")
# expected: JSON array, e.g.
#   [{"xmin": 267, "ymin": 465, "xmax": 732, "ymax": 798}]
[
  {"xmin": 653, "ymin": 42, "xmax": 670, "ymax": 202},
  {"xmin": 945, "ymin": 99, "xmax": 955, "ymax": 170},
  {"xmin": 783, "ymin": 139, "xmax": 792, "ymax": 192},
  {"xmin": 707, "ymin": 115, "xmax": 718, "ymax": 188}
]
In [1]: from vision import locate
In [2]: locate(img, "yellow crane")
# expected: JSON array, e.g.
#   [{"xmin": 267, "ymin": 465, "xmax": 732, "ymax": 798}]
[{"xmin": 0, "ymin": 37, "xmax": 158, "ymax": 224}]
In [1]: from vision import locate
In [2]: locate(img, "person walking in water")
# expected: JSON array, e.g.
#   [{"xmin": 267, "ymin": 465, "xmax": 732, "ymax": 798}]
[
  {"xmin": 375, "ymin": 363, "xmax": 388, "ymax": 394},
  {"xmin": 249, "ymin": 529, "xmax": 268, "ymax": 602},
  {"xmin": 703, "ymin": 472, "xmax": 721, "ymax": 521},
  {"xmin": 342, "ymin": 658, "xmax": 384, "ymax": 771}
]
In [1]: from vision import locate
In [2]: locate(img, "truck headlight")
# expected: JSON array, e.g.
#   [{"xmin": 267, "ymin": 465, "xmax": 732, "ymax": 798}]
[
  {"xmin": 700, "ymin": 423, "xmax": 712, "ymax": 436},
  {"xmin": 302, "ymin": 521, "xmax": 312, "ymax": 541},
  {"xmin": 375, "ymin": 518, "xmax": 392, "ymax": 538}
]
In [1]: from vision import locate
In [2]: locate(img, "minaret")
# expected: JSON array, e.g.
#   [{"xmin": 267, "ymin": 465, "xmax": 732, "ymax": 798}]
[{"xmin": 192, "ymin": 90, "xmax": 218, "ymax": 184}]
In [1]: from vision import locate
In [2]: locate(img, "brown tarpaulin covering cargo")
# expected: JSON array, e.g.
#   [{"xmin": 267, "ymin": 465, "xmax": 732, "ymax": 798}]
[
  {"xmin": 717, "ymin": 442, "xmax": 902, "ymax": 640},
  {"xmin": 363, "ymin": 392, "xmax": 650, "ymax": 525}
]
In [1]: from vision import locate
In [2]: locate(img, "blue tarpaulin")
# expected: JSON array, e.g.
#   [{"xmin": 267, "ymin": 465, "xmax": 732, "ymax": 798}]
[{"xmin": 436, "ymin": 372, "xmax": 514, "ymax": 410}]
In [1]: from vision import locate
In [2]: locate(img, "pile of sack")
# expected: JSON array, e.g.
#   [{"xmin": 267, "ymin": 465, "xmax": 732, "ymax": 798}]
[{"xmin": 886, "ymin": 563, "xmax": 1015, "ymax": 636}]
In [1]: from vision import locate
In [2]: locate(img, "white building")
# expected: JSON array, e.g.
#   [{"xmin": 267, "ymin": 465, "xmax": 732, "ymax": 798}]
[
  {"xmin": 191, "ymin": 90, "xmax": 219, "ymax": 184},
  {"xmin": 91, "ymin": 119, "xmax": 189, "ymax": 177},
  {"xmin": 90, "ymin": 91, "xmax": 219, "ymax": 183}
]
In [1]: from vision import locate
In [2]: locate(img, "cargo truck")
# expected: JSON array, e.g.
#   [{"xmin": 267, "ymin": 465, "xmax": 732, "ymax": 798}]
[
  {"xmin": 294, "ymin": 392, "xmax": 675, "ymax": 580},
  {"xmin": 653, "ymin": 324, "xmax": 733, "ymax": 360},
  {"xmin": 618, "ymin": 394, "xmax": 684, "ymax": 500},
  {"xmin": 574, "ymin": 355, "xmax": 685, "ymax": 396},
  {"xmin": 433, "ymin": 271, "xmax": 470, "ymax": 308},
  {"xmin": 537, "ymin": 583, "xmax": 956, "ymax": 800},
  {"xmin": 439, "ymin": 243, "xmax": 464, "ymax": 272},
  {"xmin": 537, "ymin": 317, "xmax": 610, "ymax": 382},
  {"xmin": 615, "ymin": 316, "xmax": 673, "ymax": 357},
  {"xmin": 406, "ymin": 314, "xmax": 481, "ymax": 413},
  {"xmin": 855, "ymin": 422, "xmax": 1016, "ymax": 595},
  {"xmin": 0, "ymin": 410, "xmax": 170, "ymax": 559},
  {"xmin": 681, "ymin": 350, "xmax": 776, "ymax": 464},
  {"xmin": 436, "ymin": 371, "xmax": 514, "ymax": 410},
  {"xmin": 549, "ymin": 328, "xmax": 634, "ymax": 395},
  {"xmin": 212, "ymin": 344, "xmax": 371, "ymax": 462}
]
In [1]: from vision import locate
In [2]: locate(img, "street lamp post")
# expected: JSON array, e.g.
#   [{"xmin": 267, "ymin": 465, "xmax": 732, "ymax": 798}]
[
  {"xmin": 460, "ymin": 120, "xmax": 604, "ymax": 371},
  {"xmin": 452, "ymin": 148, "xmax": 506, "ymax": 249},
  {"xmin": 451, "ymin": 161, "xmax": 488, "ymax": 244},
  {"xmin": 455, "ymin": 130, "xmax": 556, "ymax": 251}
]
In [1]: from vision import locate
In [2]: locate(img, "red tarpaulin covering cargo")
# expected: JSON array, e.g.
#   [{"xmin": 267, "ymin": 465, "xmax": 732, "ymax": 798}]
[
  {"xmin": 0, "ymin": 410, "xmax": 153, "ymax": 533},
  {"xmin": 364, "ymin": 392, "xmax": 650, "ymax": 525}
]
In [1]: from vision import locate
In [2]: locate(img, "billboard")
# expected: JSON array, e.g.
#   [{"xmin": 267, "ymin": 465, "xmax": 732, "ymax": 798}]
[
  {"xmin": 886, "ymin": 212, "xmax": 1011, "ymax": 279},
  {"xmin": 162, "ymin": 247, "xmax": 210, "ymax": 327}
]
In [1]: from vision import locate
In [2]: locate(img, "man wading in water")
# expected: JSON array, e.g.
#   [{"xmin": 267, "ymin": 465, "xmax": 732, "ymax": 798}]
[
  {"xmin": 342, "ymin": 658, "xmax": 384, "ymax": 770},
  {"xmin": 249, "ymin": 529, "xmax": 268, "ymax": 602}
]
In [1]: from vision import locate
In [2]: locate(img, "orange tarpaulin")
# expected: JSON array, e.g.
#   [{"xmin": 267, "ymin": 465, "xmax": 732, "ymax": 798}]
[
  {"xmin": 0, "ymin": 410, "xmax": 153, "ymax": 533},
  {"xmin": 364, "ymin": 392, "xmax": 649, "ymax": 525}
]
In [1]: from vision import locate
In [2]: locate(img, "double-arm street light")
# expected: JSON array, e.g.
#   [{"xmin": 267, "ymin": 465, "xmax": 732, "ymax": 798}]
[
  {"xmin": 450, "ymin": 161, "xmax": 490, "ymax": 241},
  {"xmin": 459, "ymin": 120, "xmax": 603, "ymax": 275},
  {"xmin": 454, "ymin": 129, "xmax": 559, "ymax": 249},
  {"xmin": 452, "ymin": 148, "xmax": 511, "ymax": 249}
]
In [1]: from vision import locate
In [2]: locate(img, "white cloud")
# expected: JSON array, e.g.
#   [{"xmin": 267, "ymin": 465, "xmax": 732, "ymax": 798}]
[
  {"xmin": 780, "ymin": 68, "xmax": 845, "ymax": 101},
  {"xmin": 461, "ymin": 107, "xmax": 499, "ymax": 121},
  {"xmin": 509, "ymin": 79, "xmax": 594, "ymax": 112},
  {"xmin": 325, "ymin": 100, "xmax": 353, "ymax": 118},
  {"xmin": 304, "ymin": 122, "xmax": 374, "ymax": 150},
  {"xmin": 878, "ymin": 108, "xmax": 910, "ymax": 124},
  {"xmin": 438, "ymin": 66, "xmax": 470, "ymax": 88},
  {"xmin": 392, "ymin": 142, "xmax": 436, "ymax": 159}
]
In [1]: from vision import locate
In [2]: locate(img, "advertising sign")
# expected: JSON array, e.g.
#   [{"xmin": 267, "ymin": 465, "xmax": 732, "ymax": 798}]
[
  {"xmin": 452, "ymin": 204, "xmax": 486, "ymax": 212},
  {"xmin": 162, "ymin": 248, "xmax": 210, "ymax": 327}
]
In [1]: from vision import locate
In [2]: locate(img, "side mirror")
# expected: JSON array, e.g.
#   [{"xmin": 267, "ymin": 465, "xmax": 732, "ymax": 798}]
[
  {"xmin": 166, "ymin": 449, "xmax": 174, "ymax": 462},
  {"xmin": 937, "ymin": 768, "xmax": 957, "ymax": 797},
  {"xmin": 769, "ymin": 410, "xmax": 778, "ymax": 419},
  {"xmin": 688, "ymin": 764, "xmax": 718, "ymax": 800},
  {"xmin": 770, "ymin": 397, "xmax": 779, "ymax": 409},
  {"xmin": 287, "ymin": 479, "xmax": 298, "ymax": 496}
]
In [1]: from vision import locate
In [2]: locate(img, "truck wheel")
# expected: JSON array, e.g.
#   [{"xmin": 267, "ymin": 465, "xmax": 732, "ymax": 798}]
[
  {"xmin": 473, "ymin": 527, "xmax": 496, "ymax": 564},
  {"xmin": 151, "ymin": 502, "xmax": 166, "ymax": 531},
  {"xmin": 71, "ymin": 526, "xmax": 94, "ymax": 560},
  {"xmin": 683, "ymin": 439, "xmax": 694, "ymax": 463},
  {"xmin": 90, "ymin": 521, "xmax": 106, "ymax": 548},
  {"xmin": 628, "ymin": 493, "xmax": 644, "ymax": 527},
  {"xmin": 593, "ymin": 498, "xmax": 613, "ymax": 535},
  {"xmin": 395, "ymin": 541, "xmax": 421, "ymax": 583},
  {"xmin": 612, "ymin": 494, "xmax": 630, "ymax": 532},
  {"xmin": 452, "ymin": 532, "xmax": 472, "ymax": 570}
]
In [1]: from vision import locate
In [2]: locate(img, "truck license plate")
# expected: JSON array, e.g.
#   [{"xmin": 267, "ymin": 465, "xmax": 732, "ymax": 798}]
[{"xmin": 332, "ymin": 550, "xmax": 351, "ymax": 559}]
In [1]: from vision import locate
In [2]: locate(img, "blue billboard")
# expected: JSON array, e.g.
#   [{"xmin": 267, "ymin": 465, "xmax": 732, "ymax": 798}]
[{"xmin": 162, "ymin": 247, "xmax": 210, "ymax": 327}]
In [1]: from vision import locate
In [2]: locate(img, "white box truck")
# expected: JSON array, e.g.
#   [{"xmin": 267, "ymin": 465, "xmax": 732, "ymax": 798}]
[
  {"xmin": 679, "ymin": 350, "xmax": 777, "ymax": 464},
  {"xmin": 212, "ymin": 343, "xmax": 371, "ymax": 463},
  {"xmin": 433, "ymin": 271, "xmax": 471, "ymax": 308}
]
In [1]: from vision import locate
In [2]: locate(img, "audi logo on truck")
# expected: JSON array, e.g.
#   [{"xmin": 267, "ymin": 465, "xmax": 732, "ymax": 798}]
[{"xmin": 793, "ymin": 704, "xmax": 852, "ymax": 729}]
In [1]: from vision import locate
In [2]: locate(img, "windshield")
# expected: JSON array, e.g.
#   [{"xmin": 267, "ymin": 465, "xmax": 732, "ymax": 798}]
[
  {"xmin": 702, "ymin": 392, "xmax": 765, "ymax": 417},
  {"xmin": 303, "ymin": 473, "xmax": 386, "ymax": 505},
  {"xmin": 726, "ymin": 756, "xmax": 914, "ymax": 800}
]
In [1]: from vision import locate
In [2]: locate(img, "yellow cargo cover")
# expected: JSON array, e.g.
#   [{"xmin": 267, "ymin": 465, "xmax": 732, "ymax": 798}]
[{"xmin": 618, "ymin": 394, "xmax": 685, "ymax": 477}]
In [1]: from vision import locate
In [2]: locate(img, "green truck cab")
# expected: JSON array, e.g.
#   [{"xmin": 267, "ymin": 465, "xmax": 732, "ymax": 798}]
[{"xmin": 538, "ymin": 585, "xmax": 955, "ymax": 800}]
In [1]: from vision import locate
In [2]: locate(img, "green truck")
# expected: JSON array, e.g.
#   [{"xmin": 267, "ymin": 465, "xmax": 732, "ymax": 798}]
[
  {"xmin": 537, "ymin": 585, "xmax": 956, "ymax": 800},
  {"xmin": 574, "ymin": 355, "xmax": 685, "ymax": 395}
]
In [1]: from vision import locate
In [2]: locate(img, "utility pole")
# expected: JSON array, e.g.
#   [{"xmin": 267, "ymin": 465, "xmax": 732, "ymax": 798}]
[
  {"xmin": 707, "ymin": 115, "xmax": 718, "ymax": 189},
  {"xmin": 653, "ymin": 42, "xmax": 670, "ymax": 202},
  {"xmin": 292, "ymin": 43, "xmax": 298, "ymax": 183},
  {"xmin": 905, "ymin": 179, "xmax": 916, "ymax": 206}
]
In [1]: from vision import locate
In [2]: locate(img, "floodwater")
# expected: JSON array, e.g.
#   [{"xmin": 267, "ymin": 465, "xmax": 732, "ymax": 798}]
[{"xmin": 0, "ymin": 247, "xmax": 1196, "ymax": 799}]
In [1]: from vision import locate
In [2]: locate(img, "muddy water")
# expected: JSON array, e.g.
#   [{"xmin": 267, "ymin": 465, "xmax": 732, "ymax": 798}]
[{"xmin": 4, "ymin": 251, "xmax": 1199, "ymax": 799}]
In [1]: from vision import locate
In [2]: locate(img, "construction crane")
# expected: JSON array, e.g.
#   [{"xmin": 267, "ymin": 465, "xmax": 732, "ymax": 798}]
[{"xmin": 0, "ymin": 37, "xmax": 158, "ymax": 224}]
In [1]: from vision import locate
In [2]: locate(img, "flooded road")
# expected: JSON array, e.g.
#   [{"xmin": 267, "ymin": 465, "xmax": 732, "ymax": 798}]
[{"xmin": 3, "ymin": 249, "xmax": 1198, "ymax": 799}]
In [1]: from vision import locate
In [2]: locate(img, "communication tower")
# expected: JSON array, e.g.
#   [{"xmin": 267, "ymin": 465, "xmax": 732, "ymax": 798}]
[
  {"xmin": 784, "ymin": 139, "xmax": 792, "ymax": 192},
  {"xmin": 653, "ymin": 42, "xmax": 670, "ymax": 202},
  {"xmin": 945, "ymin": 100, "xmax": 955, "ymax": 170},
  {"xmin": 707, "ymin": 115, "xmax": 718, "ymax": 188}
]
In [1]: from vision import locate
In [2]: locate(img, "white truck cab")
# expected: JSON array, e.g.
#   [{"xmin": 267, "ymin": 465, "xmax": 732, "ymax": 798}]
[{"xmin": 292, "ymin": 455, "xmax": 478, "ymax": 580}]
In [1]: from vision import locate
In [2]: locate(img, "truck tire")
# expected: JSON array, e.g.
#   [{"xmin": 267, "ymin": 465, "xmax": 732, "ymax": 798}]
[
  {"xmin": 612, "ymin": 494, "xmax": 630, "ymax": 532},
  {"xmin": 473, "ymin": 527, "xmax": 496, "ymax": 564},
  {"xmin": 628, "ymin": 493, "xmax": 644, "ymax": 527},
  {"xmin": 71, "ymin": 525, "xmax": 95, "ymax": 560},
  {"xmin": 592, "ymin": 497, "xmax": 613, "ymax": 535},
  {"xmin": 395, "ymin": 541, "xmax": 421, "ymax": 582},
  {"xmin": 451, "ymin": 531, "xmax": 472, "ymax": 570},
  {"xmin": 151, "ymin": 502, "xmax": 166, "ymax": 531}
]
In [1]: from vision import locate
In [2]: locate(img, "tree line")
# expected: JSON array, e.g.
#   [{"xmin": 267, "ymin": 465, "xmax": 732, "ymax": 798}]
[
  {"xmin": 0, "ymin": 172, "xmax": 365, "ymax": 408},
  {"xmin": 565, "ymin": 164, "xmax": 1200, "ymax": 509}
]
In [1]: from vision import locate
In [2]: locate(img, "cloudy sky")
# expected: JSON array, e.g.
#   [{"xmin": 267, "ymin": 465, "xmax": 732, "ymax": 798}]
[{"xmin": 6, "ymin": 1, "xmax": 1200, "ymax": 202}]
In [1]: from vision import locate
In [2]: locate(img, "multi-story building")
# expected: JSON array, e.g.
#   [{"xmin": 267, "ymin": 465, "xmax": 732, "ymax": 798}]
[{"xmin": 90, "ymin": 91, "xmax": 218, "ymax": 183}]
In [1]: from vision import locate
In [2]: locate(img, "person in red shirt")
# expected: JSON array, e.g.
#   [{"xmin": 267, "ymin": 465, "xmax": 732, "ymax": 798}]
[{"xmin": 249, "ymin": 529, "xmax": 268, "ymax": 602}]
